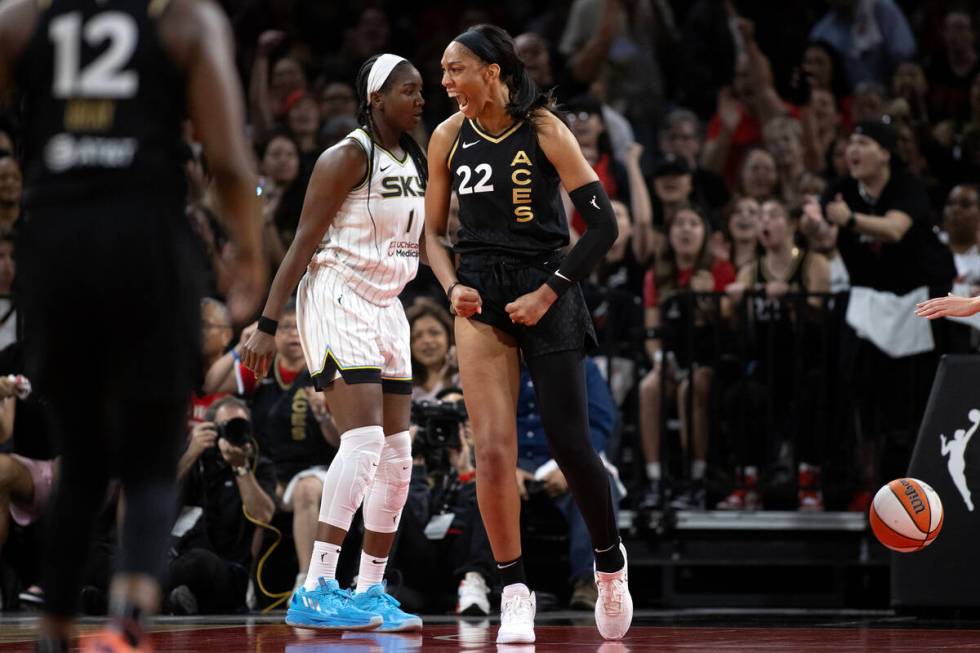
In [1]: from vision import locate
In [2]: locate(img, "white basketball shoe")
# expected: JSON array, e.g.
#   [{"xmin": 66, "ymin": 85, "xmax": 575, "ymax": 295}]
[
  {"xmin": 594, "ymin": 543, "xmax": 633, "ymax": 640},
  {"xmin": 457, "ymin": 571, "xmax": 491, "ymax": 616},
  {"xmin": 496, "ymin": 583, "xmax": 536, "ymax": 644}
]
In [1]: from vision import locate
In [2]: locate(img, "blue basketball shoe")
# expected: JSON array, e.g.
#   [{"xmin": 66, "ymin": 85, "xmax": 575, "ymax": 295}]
[
  {"xmin": 348, "ymin": 583, "xmax": 423, "ymax": 632},
  {"xmin": 285, "ymin": 578, "xmax": 382, "ymax": 631}
]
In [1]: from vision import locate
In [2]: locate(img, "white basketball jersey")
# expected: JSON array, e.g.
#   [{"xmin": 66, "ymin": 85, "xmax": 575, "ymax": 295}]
[{"xmin": 309, "ymin": 128, "xmax": 425, "ymax": 306}]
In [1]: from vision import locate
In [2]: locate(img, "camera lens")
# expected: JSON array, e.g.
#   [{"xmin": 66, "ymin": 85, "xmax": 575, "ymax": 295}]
[{"xmin": 220, "ymin": 417, "xmax": 252, "ymax": 447}]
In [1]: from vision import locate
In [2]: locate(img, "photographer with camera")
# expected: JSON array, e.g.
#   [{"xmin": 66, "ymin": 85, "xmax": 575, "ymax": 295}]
[
  {"xmin": 388, "ymin": 389, "xmax": 495, "ymax": 616},
  {"xmin": 204, "ymin": 301, "xmax": 339, "ymax": 590},
  {"xmin": 170, "ymin": 397, "xmax": 276, "ymax": 614}
]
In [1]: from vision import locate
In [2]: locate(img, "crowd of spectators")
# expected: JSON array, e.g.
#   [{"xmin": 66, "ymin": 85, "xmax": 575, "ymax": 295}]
[{"xmin": 2, "ymin": 0, "xmax": 980, "ymax": 615}]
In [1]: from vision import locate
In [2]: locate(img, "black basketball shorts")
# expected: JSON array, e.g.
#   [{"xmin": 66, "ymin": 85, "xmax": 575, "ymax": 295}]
[
  {"xmin": 455, "ymin": 252, "xmax": 597, "ymax": 359},
  {"xmin": 18, "ymin": 199, "xmax": 203, "ymax": 402}
]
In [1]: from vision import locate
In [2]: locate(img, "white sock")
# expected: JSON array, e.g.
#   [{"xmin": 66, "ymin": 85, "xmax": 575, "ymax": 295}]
[
  {"xmin": 304, "ymin": 540, "xmax": 340, "ymax": 591},
  {"xmin": 691, "ymin": 459, "xmax": 706, "ymax": 480},
  {"xmin": 355, "ymin": 552, "xmax": 387, "ymax": 593},
  {"xmin": 646, "ymin": 462, "xmax": 661, "ymax": 481}
]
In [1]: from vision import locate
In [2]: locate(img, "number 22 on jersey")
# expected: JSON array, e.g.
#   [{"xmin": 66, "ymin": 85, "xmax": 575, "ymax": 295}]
[{"xmin": 455, "ymin": 149, "xmax": 535, "ymax": 223}]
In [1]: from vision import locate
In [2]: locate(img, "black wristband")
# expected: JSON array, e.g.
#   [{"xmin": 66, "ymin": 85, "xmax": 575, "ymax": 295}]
[
  {"xmin": 545, "ymin": 273, "xmax": 572, "ymax": 296},
  {"xmin": 446, "ymin": 281, "xmax": 462, "ymax": 302},
  {"xmin": 257, "ymin": 316, "xmax": 278, "ymax": 335},
  {"xmin": 845, "ymin": 213, "xmax": 857, "ymax": 231}
]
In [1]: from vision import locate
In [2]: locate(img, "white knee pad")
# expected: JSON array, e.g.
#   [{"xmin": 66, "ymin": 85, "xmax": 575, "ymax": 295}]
[
  {"xmin": 318, "ymin": 425, "xmax": 385, "ymax": 529},
  {"xmin": 362, "ymin": 430, "xmax": 413, "ymax": 534}
]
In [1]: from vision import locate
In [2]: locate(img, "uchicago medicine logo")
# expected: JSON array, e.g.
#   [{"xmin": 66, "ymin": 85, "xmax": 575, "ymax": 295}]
[{"xmin": 387, "ymin": 240, "xmax": 419, "ymax": 258}]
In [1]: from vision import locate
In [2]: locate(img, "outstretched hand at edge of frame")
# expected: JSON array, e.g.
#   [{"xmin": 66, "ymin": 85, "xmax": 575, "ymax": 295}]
[{"xmin": 915, "ymin": 294, "xmax": 980, "ymax": 320}]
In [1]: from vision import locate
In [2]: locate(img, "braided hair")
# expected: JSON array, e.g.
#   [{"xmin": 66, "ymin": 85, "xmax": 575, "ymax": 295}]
[{"xmin": 354, "ymin": 55, "xmax": 428, "ymax": 251}]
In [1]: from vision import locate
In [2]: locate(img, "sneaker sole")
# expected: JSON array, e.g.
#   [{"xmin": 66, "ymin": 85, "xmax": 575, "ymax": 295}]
[
  {"xmin": 496, "ymin": 631, "xmax": 536, "ymax": 644},
  {"xmin": 376, "ymin": 618, "xmax": 424, "ymax": 632},
  {"xmin": 596, "ymin": 604, "xmax": 633, "ymax": 640},
  {"xmin": 285, "ymin": 613, "xmax": 382, "ymax": 631}
]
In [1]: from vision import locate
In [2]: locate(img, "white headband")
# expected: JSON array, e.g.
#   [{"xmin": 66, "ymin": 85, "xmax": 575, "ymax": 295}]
[{"xmin": 367, "ymin": 53, "xmax": 407, "ymax": 97}]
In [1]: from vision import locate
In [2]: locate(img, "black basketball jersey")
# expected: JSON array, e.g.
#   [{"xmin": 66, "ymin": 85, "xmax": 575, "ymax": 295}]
[
  {"xmin": 750, "ymin": 251, "xmax": 809, "ymax": 324},
  {"xmin": 14, "ymin": 0, "xmax": 186, "ymax": 208},
  {"xmin": 449, "ymin": 117, "xmax": 568, "ymax": 258}
]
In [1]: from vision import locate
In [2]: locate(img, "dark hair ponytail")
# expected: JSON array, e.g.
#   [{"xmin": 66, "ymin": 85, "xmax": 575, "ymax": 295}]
[
  {"xmin": 353, "ymin": 55, "xmax": 429, "ymax": 250},
  {"xmin": 454, "ymin": 24, "xmax": 553, "ymax": 121}
]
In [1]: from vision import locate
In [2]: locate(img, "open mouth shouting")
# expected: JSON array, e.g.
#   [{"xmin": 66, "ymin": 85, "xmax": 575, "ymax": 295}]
[{"xmin": 448, "ymin": 91, "xmax": 470, "ymax": 112}]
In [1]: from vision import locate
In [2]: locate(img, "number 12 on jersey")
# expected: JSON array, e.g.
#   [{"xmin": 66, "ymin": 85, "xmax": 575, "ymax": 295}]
[{"xmin": 49, "ymin": 11, "xmax": 139, "ymax": 99}]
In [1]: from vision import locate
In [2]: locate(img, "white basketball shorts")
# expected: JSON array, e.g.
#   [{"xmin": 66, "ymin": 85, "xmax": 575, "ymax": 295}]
[{"xmin": 296, "ymin": 266, "xmax": 412, "ymax": 394}]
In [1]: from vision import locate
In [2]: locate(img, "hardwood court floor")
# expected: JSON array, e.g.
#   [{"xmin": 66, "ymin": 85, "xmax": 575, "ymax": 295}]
[{"xmin": 1, "ymin": 610, "xmax": 978, "ymax": 652}]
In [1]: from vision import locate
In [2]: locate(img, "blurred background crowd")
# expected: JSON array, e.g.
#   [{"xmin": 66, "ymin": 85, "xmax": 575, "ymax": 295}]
[{"xmin": 1, "ymin": 0, "xmax": 979, "ymax": 618}]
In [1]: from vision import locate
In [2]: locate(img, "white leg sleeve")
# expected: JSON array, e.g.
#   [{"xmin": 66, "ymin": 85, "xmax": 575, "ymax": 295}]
[
  {"xmin": 318, "ymin": 425, "xmax": 385, "ymax": 529},
  {"xmin": 362, "ymin": 430, "xmax": 413, "ymax": 534}
]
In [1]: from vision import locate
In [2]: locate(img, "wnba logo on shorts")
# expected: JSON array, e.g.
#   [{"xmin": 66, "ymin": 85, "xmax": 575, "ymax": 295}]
[{"xmin": 387, "ymin": 241, "xmax": 419, "ymax": 258}]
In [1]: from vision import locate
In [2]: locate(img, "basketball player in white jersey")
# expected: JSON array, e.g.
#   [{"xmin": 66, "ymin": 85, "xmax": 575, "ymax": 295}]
[{"xmin": 241, "ymin": 53, "xmax": 426, "ymax": 632}]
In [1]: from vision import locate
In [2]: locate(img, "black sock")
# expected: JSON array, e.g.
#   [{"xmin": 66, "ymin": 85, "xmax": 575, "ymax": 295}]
[
  {"xmin": 108, "ymin": 601, "xmax": 145, "ymax": 647},
  {"xmin": 496, "ymin": 556, "xmax": 527, "ymax": 587},
  {"xmin": 594, "ymin": 538, "xmax": 625, "ymax": 573}
]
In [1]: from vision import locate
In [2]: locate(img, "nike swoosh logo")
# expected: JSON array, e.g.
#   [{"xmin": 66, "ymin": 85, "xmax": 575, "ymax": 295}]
[
  {"xmin": 590, "ymin": 195, "xmax": 599, "ymax": 210},
  {"xmin": 371, "ymin": 559, "xmax": 386, "ymax": 565},
  {"xmin": 461, "ymin": 141, "xmax": 478, "ymax": 149},
  {"xmin": 380, "ymin": 164, "xmax": 391, "ymax": 172}
]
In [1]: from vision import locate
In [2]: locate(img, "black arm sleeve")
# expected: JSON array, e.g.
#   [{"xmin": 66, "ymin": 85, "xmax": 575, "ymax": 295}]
[{"xmin": 547, "ymin": 180, "xmax": 619, "ymax": 295}]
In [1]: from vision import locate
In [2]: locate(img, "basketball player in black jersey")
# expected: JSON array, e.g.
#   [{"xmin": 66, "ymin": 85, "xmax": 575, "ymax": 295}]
[
  {"xmin": 424, "ymin": 25, "xmax": 632, "ymax": 643},
  {"xmin": 0, "ymin": 0, "xmax": 264, "ymax": 651}
]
